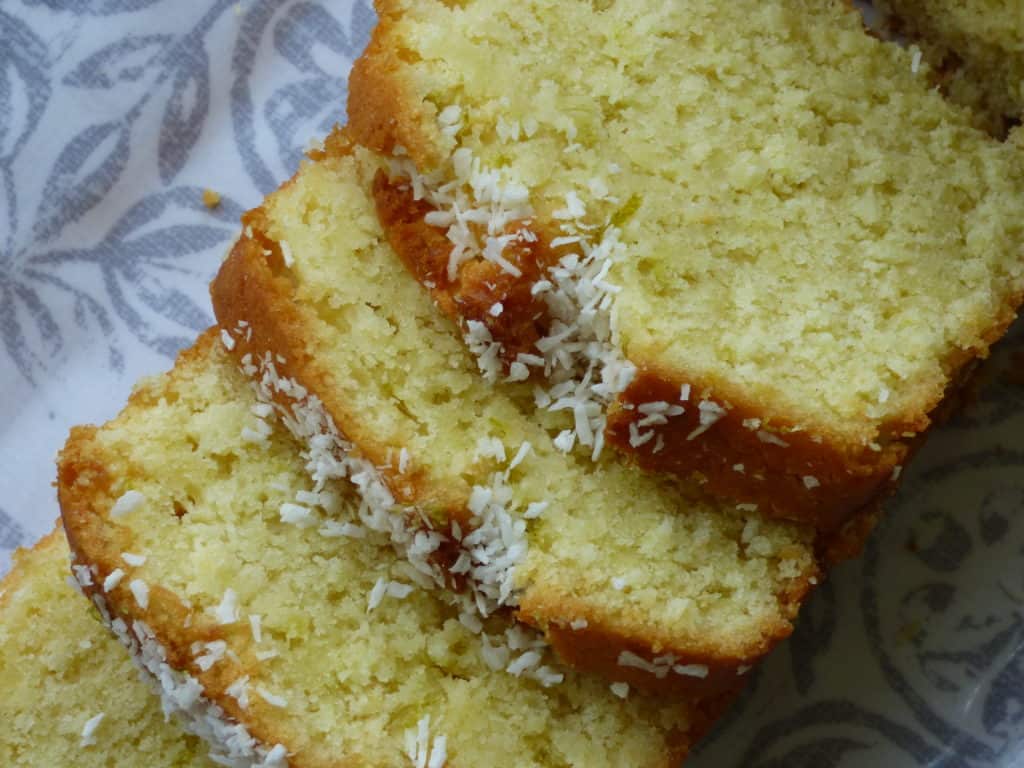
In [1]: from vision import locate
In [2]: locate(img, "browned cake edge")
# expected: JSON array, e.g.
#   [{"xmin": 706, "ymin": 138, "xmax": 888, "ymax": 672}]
[
  {"xmin": 347, "ymin": 7, "xmax": 1022, "ymax": 534},
  {"xmin": 57, "ymin": 332, "xmax": 313, "ymax": 768},
  {"xmin": 210, "ymin": 162, "xmax": 817, "ymax": 698}
]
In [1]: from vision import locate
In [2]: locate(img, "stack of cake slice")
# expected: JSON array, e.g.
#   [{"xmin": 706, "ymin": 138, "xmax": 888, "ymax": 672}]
[{"xmin": 6, "ymin": 1, "xmax": 1024, "ymax": 764}]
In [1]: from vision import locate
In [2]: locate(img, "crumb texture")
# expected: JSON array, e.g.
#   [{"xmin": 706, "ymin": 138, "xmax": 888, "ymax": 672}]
[
  {"xmin": 878, "ymin": 0, "xmax": 1024, "ymax": 129},
  {"xmin": 59, "ymin": 333, "xmax": 692, "ymax": 768},
  {"xmin": 240, "ymin": 144, "xmax": 818, "ymax": 668},
  {"xmin": 357, "ymin": 0, "xmax": 1024, "ymax": 447},
  {"xmin": 0, "ymin": 529, "xmax": 212, "ymax": 767}
]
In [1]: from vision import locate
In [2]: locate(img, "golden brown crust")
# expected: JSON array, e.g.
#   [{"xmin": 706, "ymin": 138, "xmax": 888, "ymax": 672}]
[
  {"xmin": 606, "ymin": 366, "xmax": 905, "ymax": 532},
  {"xmin": 347, "ymin": 16, "xmax": 443, "ymax": 170},
  {"xmin": 210, "ymin": 193, "xmax": 806, "ymax": 699},
  {"xmin": 371, "ymin": 170, "xmax": 901, "ymax": 531},
  {"xmin": 368, "ymin": 166, "xmax": 1023, "ymax": 539},
  {"xmin": 372, "ymin": 169, "xmax": 556, "ymax": 364},
  {"xmin": 348, "ymin": 0, "xmax": 1024, "ymax": 535},
  {"xmin": 214, "ymin": 216, "xmax": 463, "ymax": 517},
  {"xmin": 56, "ymin": 332, "xmax": 340, "ymax": 768}
]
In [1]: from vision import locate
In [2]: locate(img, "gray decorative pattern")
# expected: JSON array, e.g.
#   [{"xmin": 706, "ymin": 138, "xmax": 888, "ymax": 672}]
[{"xmin": 0, "ymin": 2, "xmax": 1022, "ymax": 766}]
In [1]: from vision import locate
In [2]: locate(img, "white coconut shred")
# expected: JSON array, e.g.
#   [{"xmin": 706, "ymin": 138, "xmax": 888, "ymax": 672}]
[
  {"xmin": 231, "ymin": 333, "xmax": 563, "ymax": 688},
  {"xmin": 387, "ymin": 106, "xmax": 637, "ymax": 461}
]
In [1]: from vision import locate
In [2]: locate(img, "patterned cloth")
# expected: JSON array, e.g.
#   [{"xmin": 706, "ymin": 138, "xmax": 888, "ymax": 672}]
[{"xmin": 1, "ymin": 2, "xmax": 1022, "ymax": 766}]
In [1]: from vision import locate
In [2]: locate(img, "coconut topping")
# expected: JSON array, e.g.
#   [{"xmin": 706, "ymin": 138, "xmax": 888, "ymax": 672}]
[
  {"xmin": 255, "ymin": 687, "xmax": 288, "ymax": 709},
  {"xmin": 213, "ymin": 589, "xmax": 240, "ymax": 625},
  {"xmin": 389, "ymin": 130, "xmax": 637, "ymax": 461},
  {"xmin": 687, "ymin": 400, "xmax": 727, "ymax": 441},
  {"xmin": 756, "ymin": 430, "xmax": 790, "ymax": 448},
  {"xmin": 405, "ymin": 715, "xmax": 447, "ymax": 768},
  {"xmin": 80, "ymin": 712, "xmax": 105, "ymax": 747},
  {"xmin": 234, "ymin": 344, "xmax": 564, "ymax": 687},
  {"xmin": 103, "ymin": 568, "xmax": 125, "ymax": 592},
  {"xmin": 110, "ymin": 490, "xmax": 145, "ymax": 518},
  {"xmin": 617, "ymin": 650, "xmax": 709, "ymax": 679},
  {"xmin": 71, "ymin": 567, "xmax": 289, "ymax": 767},
  {"xmin": 129, "ymin": 579, "xmax": 149, "ymax": 610},
  {"xmin": 227, "ymin": 676, "xmax": 251, "ymax": 710}
]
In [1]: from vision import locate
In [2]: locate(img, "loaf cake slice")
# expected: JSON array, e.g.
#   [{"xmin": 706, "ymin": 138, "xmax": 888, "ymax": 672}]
[
  {"xmin": 0, "ymin": 526, "xmax": 212, "ymax": 767},
  {"xmin": 58, "ymin": 329, "xmax": 713, "ymax": 767},
  {"xmin": 876, "ymin": 0, "xmax": 1024, "ymax": 134},
  {"xmin": 211, "ymin": 133, "xmax": 825, "ymax": 700},
  {"xmin": 348, "ymin": 0, "xmax": 1024, "ymax": 531}
]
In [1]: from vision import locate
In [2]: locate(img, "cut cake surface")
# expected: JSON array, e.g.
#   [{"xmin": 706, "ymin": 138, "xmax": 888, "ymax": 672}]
[
  {"xmin": 348, "ymin": 0, "xmax": 1024, "ymax": 530},
  {"xmin": 58, "ymin": 329, "xmax": 706, "ymax": 768},
  {"xmin": 877, "ymin": 0, "xmax": 1024, "ymax": 132},
  {"xmin": 210, "ymin": 135, "xmax": 825, "ymax": 699},
  {"xmin": 0, "ymin": 526, "xmax": 213, "ymax": 767}
]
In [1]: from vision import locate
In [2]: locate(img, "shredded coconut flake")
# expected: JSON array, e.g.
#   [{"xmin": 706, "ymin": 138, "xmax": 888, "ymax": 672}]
[
  {"xmin": 237, "ymin": 346, "xmax": 563, "ymax": 687},
  {"xmin": 72, "ymin": 564, "xmax": 95, "ymax": 587},
  {"xmin": 524, "ymin": 501, "xmax": 548, "ymax": 519},
  {"xmin": 279, "ymin": 240, "xmax": 294, "ymax": 268},
  {"xmin": 122, "ymin": 552, "xmax": 147, "ymax": 567},
  {"xmin": 103, "ymin": 568, "xmax": 125, "ymax": 592},
  {"xmin": 110, "ymin": 490, "xmax": 145, "ymax": 518},
  {"xmin": 279, "ymin": 502, "xmax": 317, "ymax": 528},
  {"xmin": 405, "ymin": 715, "xmax": 449, "ymax": 768},
  {"xmin": 227, "ymin": 676, "xmax": 250, "ymax": 710},
  {"xmin": 618, "ymin": 650, "xmax": 672, "ymax": 679},
  {"xmin": 673, "ymin": 663, "xmax": 710, "ymax": 678},
  {"xmin": 391, "ymin": 140, "xmax": 637, "ymax": 461},
  {"xmin": 255, "ymin": 687, "xmax": 287, "ymax": 709},
  {"xmin": 214, "ymin": 589, "xmax": 239, "ymax": 624},
  {"xmin": 757, "ymin": 430, "xmax": 790, "ymax": 448},
  {"xmin": 220, "ymin": 328, "xmax": 236, "ymax": 351},
  {"xmin": 367, "ymin": 577, "xmax": 388, "ymax": 612},
  {"xmin": 194, "ymin": 641, "xmax": 227, "ymax": 671},
  {"xmin": 129, "ymin": 579, "xmax": 149, "ymax": 610},
  {"xmin": 80, "ymin": 713, "xmax": 104, "ymax": 747},
  {"xmin": 687, "ymin": 400, "xmax": 726, "ymax": 440},
  {"xmin": 802, "ymin": 475, "xmax": 820, "ymax": 490},
  {"xmin": 610, "ymin": 682, "xmax": 629, "ymax": 699}
]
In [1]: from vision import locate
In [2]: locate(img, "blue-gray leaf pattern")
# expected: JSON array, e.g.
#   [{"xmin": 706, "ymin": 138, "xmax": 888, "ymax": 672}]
[
  {"xmin": 1, "ymin": 3, "xmax": 1023, "ymax": 768},
  {"xmin": 34, "ymin": 120, "xmax": 131, "ymax": 242},
  {"xmin": 63, "ymin": 34, "xmax": 171, "ymax": 89}
]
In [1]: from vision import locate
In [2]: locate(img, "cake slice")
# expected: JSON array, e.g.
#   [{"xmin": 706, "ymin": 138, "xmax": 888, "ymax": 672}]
[
  {"xmin": 876, "ymin": 0, "xmax": 1024, "ymax": 134},
  {"xmin": 348, "ymin": 0, "xmax": 1024, "ymax": 531},
  {"xmin": 211, "ymin": 134, "xmax": 826, "ymax": 700},
  {"xmin": 0, "ymin": 526, "xmax": 212, "ymax": 767},
  {"xmin": 58, "ymin": 329, "xmax": 713, "ymax": 767}
]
